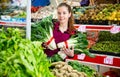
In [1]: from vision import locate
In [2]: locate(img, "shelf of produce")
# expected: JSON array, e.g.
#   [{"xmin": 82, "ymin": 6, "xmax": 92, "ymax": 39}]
[
  {"xmin": 0, "ymin": 20, "xmax": 26, "ymax": 26},
  {"xmin": 66, "ymin": 54, "xmax": 120, "ymax": 69},
  {"xmin": 71, "ymin": 24, "xmax": 120, "ymax": 69},
  {"xmin": 74, "ymin": 24, "xmax": 120, "ymax": 32}
]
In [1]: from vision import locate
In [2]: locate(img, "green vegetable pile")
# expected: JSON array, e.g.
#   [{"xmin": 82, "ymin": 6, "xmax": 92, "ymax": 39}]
[
  {"xmin": 68, "ymin": 61, "xmax": 96, "ymax": 77},
  {"xmin": 49, "ymin": 54, "xmax": 63, "ymax": 62},
  {"xmin": 98, "ymin": 31, "xmax": 120, "ymax": 41},
  {"xmin": 0, "ymin": 28, "xmax": 54, "ymax": 77},
  {"xmin": 91, "ymin": 41, "xmax": 120, "ymax": 53},
  {"xmin": 31, "ymin": 15, "xmax": 53, "ymax": 41},
  {"xmin": 72, "ymin": 31, "xmax": 95, "ymax": 57},
  {"xmin": 91, "ymin": 31, "xmax": 120, "ymax": 53}
]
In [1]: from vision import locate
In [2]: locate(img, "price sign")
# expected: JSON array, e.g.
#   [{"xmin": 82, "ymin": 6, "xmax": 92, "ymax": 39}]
[
  {"xmin": 78, "ymin": 54, "xmax": 86, "ymax": 60},
  {"xmin": 110, "ymin": 26, "xmax": 120, "ymax": 34},
  {"xmin": 78, "ymin": 25, "xmax": 86, "ymax": 32},
  {"xmin": 104, "ymin": 56, "xmax": 114, "ymax": 65}
]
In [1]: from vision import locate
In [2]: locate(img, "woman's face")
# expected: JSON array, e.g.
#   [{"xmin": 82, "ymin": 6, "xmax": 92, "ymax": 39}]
[{"xmin": 57, "ymin": 6, "xmax": 71, "ymax": 24}]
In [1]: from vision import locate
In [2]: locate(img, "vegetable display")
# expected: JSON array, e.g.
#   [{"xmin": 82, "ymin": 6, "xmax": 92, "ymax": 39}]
[
  {"xmin": 0, "ymin": 27, "xmax": 54, "ymax": 77},
  {"xmin": 98, "ymin": 31, "xmax": 120, "ymax": 41},
  {"xmin": 57, "ymin": 31, "xmax": 94, "ymax": 57},
  {"xmin": 91, "ymin": 31, "xmax": 120, "ymax": 53},
  {"xmin": 91, "ymin": 41, "xmax": 120, "ymax": 53},
  {"xmin": 50, "ymin": 61, "xmax": 87, "ymax": 77},
  {"xmin": 50, "ymin": 54, "xmax": 63, "ymax": 62},
  {"xmin": 68, "ymin": 61, "xmax": 97, "ymax": 77},
  {"xmin": 74, "ymin": 4, "xmax": 120, "ymax": 25},
  {"xmin": 31, "ymin": 5, "xmax": 57, "ymax": 19},
  {"xmin": 31, "ymin": 15, "xmax": 57, "ymax": 50},
  {"xmin": 32, "ymin": 15, "xmax": 94, "ymax": 58}
]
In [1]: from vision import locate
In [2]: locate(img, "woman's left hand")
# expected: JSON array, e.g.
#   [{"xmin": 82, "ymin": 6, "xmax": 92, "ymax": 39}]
[{"xmin": 62, "ymin": 46, "xmax": 74, "ymax": 57}]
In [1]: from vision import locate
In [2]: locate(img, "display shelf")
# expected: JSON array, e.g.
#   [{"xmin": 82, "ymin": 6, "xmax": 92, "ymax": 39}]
[
  {"xmin": 74, "ymin": 24, "xmax": 120, "ymax": 31},
  {"xmin": 0, "ymin": 0, "xmax": 31, "ymax": 39},
  {"xmin": 89, "ymin": 49, "xmax": 120, "ymax": 57},
  {"xmin": 66, "ymin": 54, "xmax": 120, "ymax": 69},
  {"xmin": 0, "ymin": 20, "xmax": 26, "ymax": 26},
  {"xmin": 71, "ymin": 24, "xmax": 120, "ymax": 69}
]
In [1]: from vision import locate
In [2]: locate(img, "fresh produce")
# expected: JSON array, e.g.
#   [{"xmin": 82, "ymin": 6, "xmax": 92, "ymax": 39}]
[
  {"xmin": 31, "ymin": 6, "xmax": 42, "ymax": 13},
  {"xmin": 68, "ymin": 61, "xmax": 96, "ymax": 77},
  {"xmin": 98, "ymin": 31, "xmax": 120, "ymax": 41},
  {"xmin": 0, "ymin": 0, "xmax": 10, "ymax": 10},
  {"xmin": 31, "ymin": 15, "xmax": 57, "ymax": 50},
  {"xmin": 8, "ymin": 10, "xmax": 26, "ymax": 18},
  {"xmin": 0, "ymin": 27, "xmax": 54, "ymax": 77},
  {"xmin": 31, "ymin": 5, "xmax": 56, "ymax": 19},
  {"xmin": 50, "ymin": 54, "xmax": 63, "ymax": 62},
  {"xmin": 75, "ymin": 4, "xmax": 120, "ymax": 25},
  {"xmin": 50, "ymin": 61, "xmax": 87, "ymax": 77},
  {"xmin": 57, "ymin": 31, "xmax": 94, "ymax": 57},
  {"xmin": 91, "ymin": 31, "xmax": 120, "ymax": 53},
  {"xmin": 91, "ymin": 41, "xmax": 120, "ymax": 53},
  {"xmin": 32, "ymin": 15, "xmax": 93, "ymax": 57},
  {"xmin": 72, "ymin": 6, "xmax": 95, "ymax": 19},
  {"xmin": 31, "ymin": 15, "xmax": 53, "ymax": 41},
  {"xmin": 93, "ymin": 4, "xmax": 120, "ymax": 21}
]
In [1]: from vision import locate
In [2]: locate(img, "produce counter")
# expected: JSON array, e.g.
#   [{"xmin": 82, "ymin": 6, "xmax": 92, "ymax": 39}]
[
  {"xmin": 70, "ymin": 24, "xmax": 120, "ymax": 69},
  {"xmin": 0, "ymin": 20, "xmax": 26, "ymax": 26},
  {"xmin": 66, "ymin": 54, "xmax": 120, "ymax": 69},
  {"xmin": 31, "ymin": 5, "xmax": 57, "ymax": 19},
  {"xmin": 73, "ymin": 4, "xmax": 120, "ymax": 25},
  {"xmin": 74, "ymin": 24, "xmax": 120, "ymax": 56},
  {"xmin": 0, "ymin": 0, "xmax": 27, "ymax": 26}
]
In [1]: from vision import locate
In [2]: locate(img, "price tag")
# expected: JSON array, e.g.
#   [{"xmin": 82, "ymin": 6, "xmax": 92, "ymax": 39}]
[
  {"xmin": 78, "ymin": 25, "xmax": 86, "ymax": 32},
  {"xmin": 104, "ymin": 56, "xmax": 114, "ymax": 65},
  {"xmin": 110, "ymin": 26, "xmax": 120, "ymax": 34},
  {"xmin": 78, "ymin": 54, "xmax": 86, "ymax": 60}
]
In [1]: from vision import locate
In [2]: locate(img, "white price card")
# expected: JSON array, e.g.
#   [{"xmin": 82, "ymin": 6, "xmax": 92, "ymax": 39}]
[
  {"xmin": 110, "ymin": 26, "xmax": 120, "ymax": 34},
  {"xmin": 78, "ymin": 25, "xmax": 86, "ymax": 32},
  {"xmin": 104, "ymin": 56, "xmax": 114, "ymax": 65},
  {"xmin": 78, "ymin": 54, "xmax": 86, "ymax": 60}
]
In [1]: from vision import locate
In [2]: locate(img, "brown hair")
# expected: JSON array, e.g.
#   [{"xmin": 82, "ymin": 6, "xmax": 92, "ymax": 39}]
[{"xmin": 57, "ymin": 3, "xmax": 76, "ymax": 34}]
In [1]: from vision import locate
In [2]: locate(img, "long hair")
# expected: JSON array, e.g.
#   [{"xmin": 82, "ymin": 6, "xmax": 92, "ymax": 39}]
[{"xmin": 57, "ymin": 3, "xmax": 76, "ymax": 34}]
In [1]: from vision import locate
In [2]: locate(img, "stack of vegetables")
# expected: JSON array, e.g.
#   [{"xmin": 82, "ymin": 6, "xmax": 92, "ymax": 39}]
[
  {"xmin": 0, "ymin": 28, "xmax": 54, "ymax": 77},
  {"xmin": 91, "ymin": 31, "xmax": 120, "ymax": 53},
  {"xmin": 31, "ymin": 15, "xmax": 94, "ymax": 59},
  {"xmin": 68, "ymin": 61, "xmax": 97, "ymax": 77},
  {"xmin": 50, "ymin": 61, "xmax": 87, "ymax": 77},
  {"xmin": 31, "ymin": 15, "xmax": 57, "ymax": 50},
  {"xmin": 31, "ymin": 6, "xmax": 42, "ymax": 13},
  {"xmin": 74, "ymin": 4, "xmax": 120, "ymax": 25},
  {"xmin": 57, "ymin": 31, "xmax": 94, "ymax": 57},
  {"xmin": 50, "ymin": 61, "xmax": 101, "ymax": 77}
]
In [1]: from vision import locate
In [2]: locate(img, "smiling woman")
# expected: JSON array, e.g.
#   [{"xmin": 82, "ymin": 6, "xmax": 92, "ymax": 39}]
[
  {"xmin": 57, "ymin": 3, "xmax": 75, "ymax": 34},
  {"xmin": 42, "ymin": 3, "xmax": 76, "ymax": 59}
]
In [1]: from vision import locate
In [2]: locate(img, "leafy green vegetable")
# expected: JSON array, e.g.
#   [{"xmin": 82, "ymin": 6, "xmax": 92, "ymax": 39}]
[
  {"xmin": 91, "ymin": 41, "xmax": 120, "ymax": 53},
  {"xmin": 98, "ymin": 31, "xmax": 120, "ymax": 41},
  {"xmin": 68, "ymin": 61, "xmax": 96, "ymax": 77},
  {"xmin": 72, "ymin": 31, "xmax": 95, "ymax": 57},
  {"xmin": 31, "ymin": 15, "xmax": 57, "ymax": 50},
  {"xmin": 49, "ymin": 54, "xmax": 63, "ymax": 62},
  {"xmin": 31, "ymin": 15, "xmax": 94, "ymax": 57},
  {"xmin": 31, "ymin": 15, "xmax": 53, "ymax": 41},
  {"xmin": 0, "ymin": 27, "xmax": 55, "ymax": 77}
]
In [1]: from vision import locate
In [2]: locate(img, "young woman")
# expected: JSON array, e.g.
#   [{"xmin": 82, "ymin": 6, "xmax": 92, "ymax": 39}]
[{"xmin": 43, "ymin": 3, "xmax": 76, "ymax": 59}]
